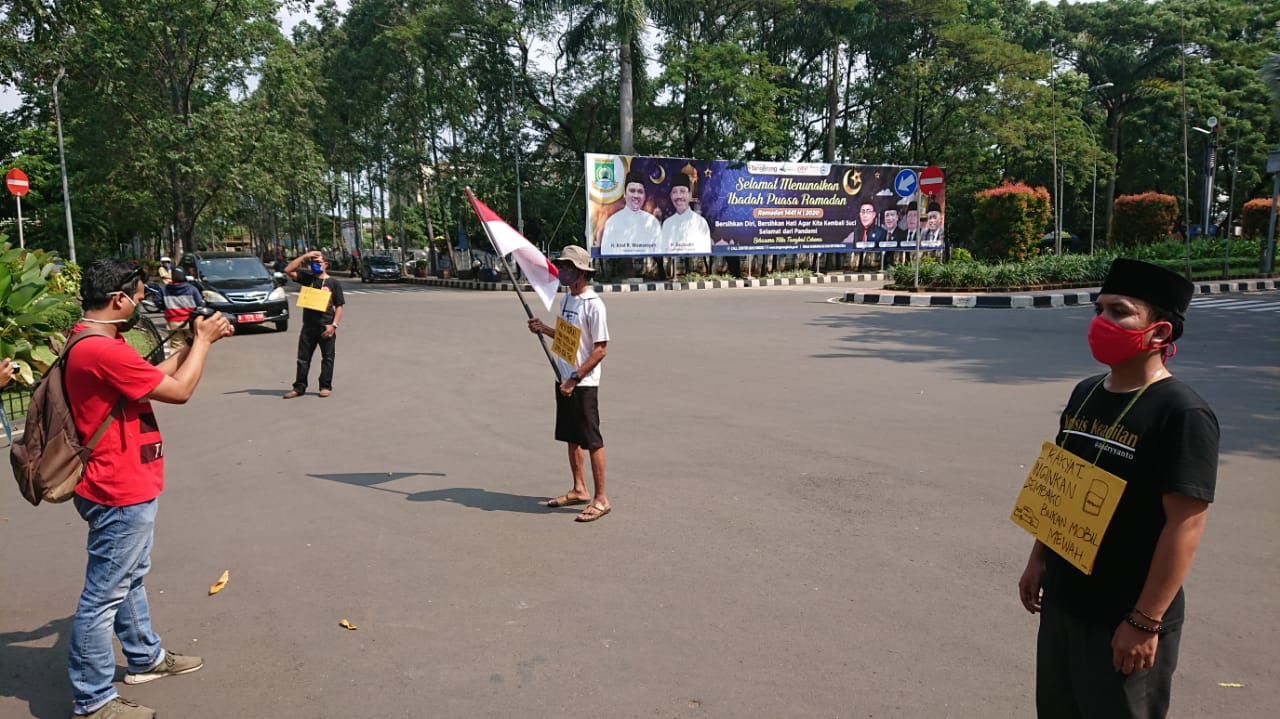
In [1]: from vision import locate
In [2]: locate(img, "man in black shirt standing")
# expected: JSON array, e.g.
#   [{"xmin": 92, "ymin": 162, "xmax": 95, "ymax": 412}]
[
  {"xmin": 282, "ymin": 251, "xmax": 345, "ymax": 399},
  {"xmin": 1018, "ymin": 258, "xmax": 1218, "ymax": 718}
]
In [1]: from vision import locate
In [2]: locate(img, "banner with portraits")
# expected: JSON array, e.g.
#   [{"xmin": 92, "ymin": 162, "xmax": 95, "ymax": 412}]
[{"xmin": 584, "ymin": 154, "xmax": 946, "ymax": 257}]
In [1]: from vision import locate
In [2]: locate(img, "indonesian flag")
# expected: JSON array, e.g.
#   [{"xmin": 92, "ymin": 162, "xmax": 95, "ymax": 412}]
[{"xmin": 465, "ymin": 187, "xmax": 560, "ymax": 311}]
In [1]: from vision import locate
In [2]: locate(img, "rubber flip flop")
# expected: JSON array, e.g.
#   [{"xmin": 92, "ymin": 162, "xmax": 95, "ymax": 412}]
[
  {"xmin": 575, "ymin": 503, "xmax": 611, "ymax": 522},
  {"xmin": 546, "ymin": 494, "xmax": 589, "ymax": 508}
]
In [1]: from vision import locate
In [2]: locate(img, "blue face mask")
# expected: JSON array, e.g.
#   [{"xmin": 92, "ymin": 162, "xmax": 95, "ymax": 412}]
[
  {"xmin": 310, "ymin": 262, "xmax": 324, "ymax": 275},
  {"xmin": 558, "ymin": 268, "xmax": 578, "ymax": 286}
]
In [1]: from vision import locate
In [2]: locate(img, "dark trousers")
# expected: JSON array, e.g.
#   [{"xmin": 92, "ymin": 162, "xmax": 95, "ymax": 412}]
[
  {"xmin": 1036, "ymin": 603, "xmax": 1182, "ymax": 719},
  {"xmin": 293, "ymin": 324, "xmax": 336, "ymax": 393}
]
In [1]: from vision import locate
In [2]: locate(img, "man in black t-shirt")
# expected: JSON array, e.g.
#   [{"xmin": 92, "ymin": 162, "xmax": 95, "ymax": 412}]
[
  {"xmin": 282, "ymin": 251, "xmax": 345, "ymax": 399},
  {"xmin": 1018, "ymin": 258, "xmax": 1217, "ymax": 719}
]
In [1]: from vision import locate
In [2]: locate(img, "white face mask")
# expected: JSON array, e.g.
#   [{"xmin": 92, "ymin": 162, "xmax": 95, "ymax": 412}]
[{"xmin": 82, "ymin": 291, "xmax": 141, "ymax": 331}]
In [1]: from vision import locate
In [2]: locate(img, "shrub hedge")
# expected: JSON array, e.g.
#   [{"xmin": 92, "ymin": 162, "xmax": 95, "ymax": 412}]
[
  {"xmin": 970, "ymin": 182, "xmax": 1050, "ymax": 261},
  {"xmin": 889, "ymin": 238, "xmax": 1265, "ymax": 290},
  {"xmin": 1241, "ymin": 198, "xmax": 1273, "ymax": 238},
  {"xmin": 1110, "ymin": 193, "xmax": 1179, "ymax": 246}
]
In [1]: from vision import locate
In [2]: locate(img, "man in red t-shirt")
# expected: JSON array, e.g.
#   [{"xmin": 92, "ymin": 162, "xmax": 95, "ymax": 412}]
[{"xmin": 63, "ymin": 259, "xmax": 233, "ymax": 719}]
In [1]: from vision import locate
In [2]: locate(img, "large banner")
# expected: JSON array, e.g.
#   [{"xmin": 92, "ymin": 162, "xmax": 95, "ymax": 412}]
[{"xmin": 585, "ymin": 154, "xmax": 946, "ymax": 257}]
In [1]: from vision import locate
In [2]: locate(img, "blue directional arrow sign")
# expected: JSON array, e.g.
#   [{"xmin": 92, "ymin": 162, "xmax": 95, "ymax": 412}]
[{"xmin": 894, "ymin": 169, "xmax": 918, "ymax": 198}]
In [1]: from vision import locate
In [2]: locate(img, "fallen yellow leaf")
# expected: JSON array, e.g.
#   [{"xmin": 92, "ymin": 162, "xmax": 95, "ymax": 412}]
[
  {"xmin": 339, "ymin": 618, "xmax": 358, "ymax": 630},
  {"xmin": 208, "ymin": 570, "xmax": 229, "ymax": 596}
]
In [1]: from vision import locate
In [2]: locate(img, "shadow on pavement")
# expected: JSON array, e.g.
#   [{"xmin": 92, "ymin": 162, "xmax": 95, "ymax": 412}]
[
  {"xmin": 808, "ymin": 308, "xmax": 1085, "ymax": 385},
  {"xmin": 306, "ymin": 472, "xmax": 554, "ymax": 514},
  {"xmin": 0, "ymin": 616, "xmax": 72, "ymax": 719},
  {"xmin": 222, "ymin": 388, "xmax": 291, "ymax": 396},
  {"xmin": 405, "ymin": 487, "xmax": 565, "ymax": 514},
  {"xmin": 809, "ymin": 306, "xmax": 1279, "ymax": 459}
]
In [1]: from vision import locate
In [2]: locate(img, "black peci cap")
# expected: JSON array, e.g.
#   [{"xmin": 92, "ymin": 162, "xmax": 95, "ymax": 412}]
[
  {"xmin": 624, "ymin": 170, "xmax": 646, "ymax": 187},
  {"xmin": 1099, "ymin": 258, "xmax": 1194, "ymax": 321}
]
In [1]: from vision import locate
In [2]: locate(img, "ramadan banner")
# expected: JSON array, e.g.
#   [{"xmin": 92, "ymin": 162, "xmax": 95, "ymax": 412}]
[{"xmin": 584, "ymin": 154, "xmax": 946, "ymax": 257}]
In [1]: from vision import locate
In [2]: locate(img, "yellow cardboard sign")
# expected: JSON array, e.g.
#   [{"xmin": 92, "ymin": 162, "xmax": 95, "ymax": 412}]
[
  {"xmin": 1010, "ymin": 442, "xmax": 1127, "ymax": 575},
  {"xmin": 551, "ymin": 317, "xmax": 582, "ymax": 365},
  {"xmin": 297, "ymin": 284, "xmax": 331, "ymax": 312}
]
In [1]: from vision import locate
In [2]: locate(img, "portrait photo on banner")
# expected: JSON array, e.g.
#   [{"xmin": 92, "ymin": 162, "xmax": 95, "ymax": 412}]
[{"xmin": 583, "ymin": 154, "xmax": 945, "ymax": 259}]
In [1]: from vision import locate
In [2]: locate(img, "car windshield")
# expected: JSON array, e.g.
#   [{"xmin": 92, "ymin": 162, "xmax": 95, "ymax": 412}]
[
  {"xmin": 367, "ymin": 258, "xmax": 396, "ymax": 267},
  {"xmin": 198, "ymin": 257, "xmax": 271, "ymax": 282}
]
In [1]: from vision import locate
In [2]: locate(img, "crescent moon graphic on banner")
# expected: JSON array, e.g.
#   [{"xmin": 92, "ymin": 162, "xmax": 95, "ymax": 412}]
[
  {"xmin": 649, "ymin": 166, "xmax": 666, "ymax": 184},
  {"xmin": 842, "ymin": 169, "xmax": 862, "ymax": 196}
]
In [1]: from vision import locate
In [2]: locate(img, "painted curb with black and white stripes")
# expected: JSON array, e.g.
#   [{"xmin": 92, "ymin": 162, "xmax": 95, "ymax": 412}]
[
  {"xmin": 402, "ymin": 272, "xmax": 887, "ymax": 294},
  {"xmin": 843, "ymin": 279, "xmax": 1279, "ymax": 309}
]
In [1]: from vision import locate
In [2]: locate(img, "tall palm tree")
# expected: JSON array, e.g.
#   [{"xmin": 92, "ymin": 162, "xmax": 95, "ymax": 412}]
[
  {"xmin": 530, "ymin": 0, "xmax": 686, "ymax": 154},
  {"xmin": 1073, "ymin": 38, "xmax": 1180, "ymax": 240},
  {"xmin": 1264, "ymin": 54, "xmax": 1280, "ymax": 117}
]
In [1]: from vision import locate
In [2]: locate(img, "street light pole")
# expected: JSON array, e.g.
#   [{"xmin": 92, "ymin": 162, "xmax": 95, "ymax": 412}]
[
  {"xmin": 1081, "ymin": 121, "xmax": 1098, "ymax": 254},
  {"xmin": 511, "ymin": 72, "xmax": 523, "ymax": 237},
  {"xmin": 1051, "ymin": 79, "xmax": 1112, "ymax": 255},
  {"xmin": 52, "ymin": 66, "xmax": 77, "ymax": 264},
  {"xmin": 1204, "ymin": 117, "xmax": 1219, "ymax": 238},
  {"xmin": 1192, "ymin": 118, "xmax": 1218, "ymax": 240},
  {"xmin": 1051, "ymin": 69, "xmax": 1061, "ymax": 254}
]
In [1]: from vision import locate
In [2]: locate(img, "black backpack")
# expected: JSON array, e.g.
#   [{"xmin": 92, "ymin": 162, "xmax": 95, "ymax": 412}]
[{"xmin": 11, "ymin": 330, "xmax": 125, "ymax": 506}]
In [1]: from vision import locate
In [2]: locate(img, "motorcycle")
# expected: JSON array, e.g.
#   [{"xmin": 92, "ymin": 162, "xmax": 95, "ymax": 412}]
[{"xmin": 141, "ymin": 282, "xmax": 164, "ymax": 314}]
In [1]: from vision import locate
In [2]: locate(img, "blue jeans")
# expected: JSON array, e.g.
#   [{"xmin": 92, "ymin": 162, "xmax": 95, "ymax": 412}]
[{"xmin": 69, "ymin": 497, "xmax": 163, "ymax": 715}]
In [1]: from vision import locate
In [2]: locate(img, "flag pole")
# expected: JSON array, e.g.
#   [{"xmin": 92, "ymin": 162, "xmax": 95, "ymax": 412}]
[{"xmin": 465, "ymin": 187, "xmax": 562, "ymax": 382}]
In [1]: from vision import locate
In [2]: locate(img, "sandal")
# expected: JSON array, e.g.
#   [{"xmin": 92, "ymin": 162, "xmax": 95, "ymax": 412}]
[
  {"xmin": 546, "ymin": 493, "xmax": 589, "ymax": 508},
  {"xmin": 575, "ymin": 502, "xmax": 611, "ymax": 523}
]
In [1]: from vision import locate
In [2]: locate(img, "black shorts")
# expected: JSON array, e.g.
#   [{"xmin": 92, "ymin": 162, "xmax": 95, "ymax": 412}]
[{"xmin": 555, "ymin": 384, "xmax": 603, "ymax": 449}]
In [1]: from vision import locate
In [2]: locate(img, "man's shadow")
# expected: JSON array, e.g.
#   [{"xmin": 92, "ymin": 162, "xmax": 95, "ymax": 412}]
[
  {"xmin": 222, "ymin": 388, "xmax": 292, "ymax": 397},
  {"xmin": 0, "ymin": 616, "xmax": 73, "ymax": 719},
  {"xmin": 308, "ymin": 473, "xmax": 562, "ymax": 514},
  {"xmin": 405, "ymin": 487, "xmax": 576, "ymax": 513}
]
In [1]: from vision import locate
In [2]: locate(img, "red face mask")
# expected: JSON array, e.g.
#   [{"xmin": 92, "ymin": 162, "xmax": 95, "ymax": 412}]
[{"xmin": 1087, "ymin": 315, "xmax": 1172, "ymax": 366}]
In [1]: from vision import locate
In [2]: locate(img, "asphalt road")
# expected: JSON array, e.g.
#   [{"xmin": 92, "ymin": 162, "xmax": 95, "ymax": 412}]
[{"xmin": 2, "ymin": 281, "xmax": 1276, "ymax": 718}]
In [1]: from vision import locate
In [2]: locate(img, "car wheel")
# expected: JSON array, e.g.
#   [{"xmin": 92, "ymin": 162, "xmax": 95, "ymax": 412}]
[{"xmin": 275, "ymin": 319, "xmax": 289, "ymax": 332}]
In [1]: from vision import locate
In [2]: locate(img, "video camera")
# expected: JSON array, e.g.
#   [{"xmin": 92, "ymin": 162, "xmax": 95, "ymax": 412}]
[{"xmin": 188, "ymin": 305, "xmax": 236, "ymax": 326}]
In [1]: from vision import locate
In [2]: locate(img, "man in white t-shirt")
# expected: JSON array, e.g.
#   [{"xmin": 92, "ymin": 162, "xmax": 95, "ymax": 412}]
[
  {"xmin": 660, "ymin": 173, "xmax": 711, "ymax": 254},
  {"xmin": 527, "ymin": 245, "xmax": 612, "ymax": 522},
  {"xmin": 599, "ymin": 170, "xmax": 661, "ymax": 256}
]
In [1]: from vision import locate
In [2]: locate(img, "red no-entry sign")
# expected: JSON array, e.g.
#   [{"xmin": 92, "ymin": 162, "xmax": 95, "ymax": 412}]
[
  {"xmin": 919, "ymin": 165, "xmax": 944, "ymax": 195},
  {"xmin": 5, "ymin": 168, "xmax": 30, "ymax": 197},
  {"xmin": 6, "ymin": 167, "xmax": 28, "ymax": 248}
]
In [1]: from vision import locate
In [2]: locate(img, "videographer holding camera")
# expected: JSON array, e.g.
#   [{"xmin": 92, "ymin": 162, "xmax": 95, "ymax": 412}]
[
  {"xmin": 63, "ymin": 259, "xmax": 233, "ymax": 719},
  {"xmin": 282, "ymin": 250, "xmax": 345, "ymax": 399}
]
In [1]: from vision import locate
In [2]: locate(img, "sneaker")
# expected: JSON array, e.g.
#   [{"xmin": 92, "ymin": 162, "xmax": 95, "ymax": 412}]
[
  {"xmin": 75, "ymin": 697, "xmax": 155, "ymax": 718},
  {"xmin": 318, "ymin": 389, "xmax": 331, "ymax": 397},
  {"xmin": 282, "ymin": 390, "xmax": 301, "ymax": 399},
  {"xmin": 124, "ymin": 650, "xmax": 203, "ymax": 685}
]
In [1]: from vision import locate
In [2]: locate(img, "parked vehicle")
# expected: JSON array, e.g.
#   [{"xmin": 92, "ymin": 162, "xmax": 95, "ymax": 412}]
[
  {"xmin": 179, "ymin": 251, "xmax": 290, "ymax": 332},
  {"xmin": 360, "ymin": 255, "xmax": 402, "ymax": 283}
]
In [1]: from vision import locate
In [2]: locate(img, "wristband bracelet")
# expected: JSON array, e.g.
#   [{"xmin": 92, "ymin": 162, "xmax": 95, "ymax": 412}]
[
  {"xmin": 1133, "ymin": 607, "xmax": 1162, "ymax": 625},
  {"xmin": 1124, "ymin": 614, "xmax": 1162, "ymax": 634}
]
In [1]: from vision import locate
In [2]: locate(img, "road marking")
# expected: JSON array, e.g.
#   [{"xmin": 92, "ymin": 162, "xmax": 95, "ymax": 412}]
[{"xmin": 1190, "ymin": 298, "xmax": 1280, "ymax": 312}]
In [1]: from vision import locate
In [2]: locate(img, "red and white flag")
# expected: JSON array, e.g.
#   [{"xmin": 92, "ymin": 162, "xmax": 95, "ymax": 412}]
[{"xmin": 465, "ymin": 188, "xmax": 560, "ymax": 311}]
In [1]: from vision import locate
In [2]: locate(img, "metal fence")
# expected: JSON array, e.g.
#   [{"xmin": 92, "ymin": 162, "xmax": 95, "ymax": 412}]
[{"xmin": 1, "ymin": 384, "xmax": 33, "ymax": 442}]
